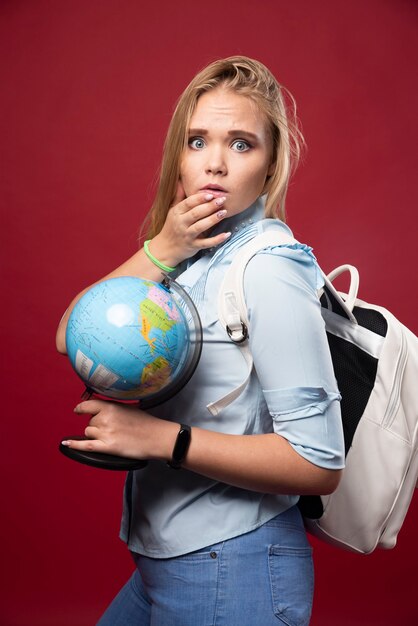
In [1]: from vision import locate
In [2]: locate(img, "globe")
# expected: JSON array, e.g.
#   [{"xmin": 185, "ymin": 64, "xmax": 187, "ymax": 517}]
[{"xmin": 65, "ymin": 276, "xmax": 202, "ymax": 406}]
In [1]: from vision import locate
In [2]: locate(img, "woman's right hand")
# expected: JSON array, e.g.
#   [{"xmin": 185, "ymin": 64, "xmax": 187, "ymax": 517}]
[{"xmin": 149, "ymin": 182, "xmax": 231, "ymax": 268}]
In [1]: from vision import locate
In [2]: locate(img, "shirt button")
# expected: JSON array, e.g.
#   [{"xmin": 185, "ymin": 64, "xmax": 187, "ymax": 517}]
[{"xmin": 210, "ymin": 551, "xmax": 217, "ymax": 559}]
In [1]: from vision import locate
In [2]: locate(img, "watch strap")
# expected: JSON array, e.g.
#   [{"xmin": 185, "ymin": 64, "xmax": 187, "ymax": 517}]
[{"xmin": 167, "ymin": 424, "xmax": 191, "ymax": 469}]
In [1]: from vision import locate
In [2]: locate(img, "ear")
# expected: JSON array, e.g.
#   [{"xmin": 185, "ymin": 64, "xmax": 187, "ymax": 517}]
[
  {"xmin": 262, "ymin": 161, "xmax": 276, "ymax": 194},
  {"xmin": 267, "ymin": 160, "xmax": 276, "ymax": 177}
]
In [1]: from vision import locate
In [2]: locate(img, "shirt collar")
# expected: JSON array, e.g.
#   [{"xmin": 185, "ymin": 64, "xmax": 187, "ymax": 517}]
[{"xmin": 209, "ymin": 195, "xmax": 266, "ymax": 245}]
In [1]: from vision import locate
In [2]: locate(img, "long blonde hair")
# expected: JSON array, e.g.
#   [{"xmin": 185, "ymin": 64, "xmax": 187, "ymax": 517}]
[{"xmin": 145, "ymin": 56, "xmax": 304, "ymax": 239}]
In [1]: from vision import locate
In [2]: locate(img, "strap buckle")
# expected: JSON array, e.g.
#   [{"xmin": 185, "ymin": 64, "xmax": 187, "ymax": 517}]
[{"xmin": 226, "ymin": 322, "xmax": 248, "ymax": 344}]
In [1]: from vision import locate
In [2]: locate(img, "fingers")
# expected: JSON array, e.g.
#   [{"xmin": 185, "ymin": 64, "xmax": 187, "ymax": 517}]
[
  {"xmin": 61, "ymin": 436, "xmax": 108, "ymax": 453},
  {"xmin": 61, "ymin": 402, "xmax": 149, "ymax": 459},
  {"xmin": 197, "ymin": 231, "xmax": 232, "ymax": 249},
  {"xmin": 175, "ymin": 191, "xmax": 225, "ymax": 218},
  {"xmin": 73, "ymin": 399, "xmax": 108, "ymax": 415},
  {"xmin": 186, "ymin": 206, "xmax": 228, "ymax": 237},
  {"xmin": 177, "ymin": 196, "xmax": 229, "ymax": 238},
  {"xmin": 61, "ymin": 400, "xmax": 114, "ymax": 451},
  {"xmin": 158, "ymin": 191, "xmax": 231, "ymax": 263}
]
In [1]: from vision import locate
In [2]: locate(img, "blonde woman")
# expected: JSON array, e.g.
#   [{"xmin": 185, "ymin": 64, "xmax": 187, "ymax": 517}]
[{"xmin": 57, "ymin": 57, "xmax": 344, "ymax": 625}]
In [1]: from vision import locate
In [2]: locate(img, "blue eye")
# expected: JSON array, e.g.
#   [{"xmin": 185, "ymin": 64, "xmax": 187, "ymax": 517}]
[
  {"xmin": 189, "ymin": 137, "xmax": 205, "ymax": 150},
  {"xmin": 231, "ymin": 140, "xmax": 250, "ymax": 152}
]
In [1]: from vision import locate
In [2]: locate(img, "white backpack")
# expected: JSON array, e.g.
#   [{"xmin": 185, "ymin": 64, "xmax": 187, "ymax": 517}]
[{"xmin": 214, "ymin": 231, "xmax": 418, "ymax": 554}]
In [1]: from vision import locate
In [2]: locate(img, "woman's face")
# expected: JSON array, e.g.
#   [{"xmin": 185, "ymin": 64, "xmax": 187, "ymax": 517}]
[{"xmin": 180, "ymin": 87, "xmax": 275, "ymax": 217}]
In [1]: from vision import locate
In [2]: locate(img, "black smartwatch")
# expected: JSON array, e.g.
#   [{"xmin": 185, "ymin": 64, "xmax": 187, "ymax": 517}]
[{"xmin": 167, "ymin": 424, "xmax": 191, "ymax": 469}]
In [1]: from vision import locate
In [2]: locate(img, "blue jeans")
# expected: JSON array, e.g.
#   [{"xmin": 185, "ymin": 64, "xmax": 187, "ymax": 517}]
[{"xmin": 97, "ymin": 505, "xmax": 313, "ymax": 626}]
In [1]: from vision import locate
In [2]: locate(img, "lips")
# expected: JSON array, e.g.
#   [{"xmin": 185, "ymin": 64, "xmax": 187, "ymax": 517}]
[
  {"xmin": 201, "ymin": 184, "xmax": 227, "ymax": 197},
  {"xmin": 204, "ymin": 184, "xmax": 226, "ymax": 191}
]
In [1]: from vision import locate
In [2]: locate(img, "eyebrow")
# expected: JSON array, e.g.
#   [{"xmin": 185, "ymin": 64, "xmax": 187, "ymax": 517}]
[{"xmin": 188, "ymin": 128, "xmax": 260, "ymax": 141}]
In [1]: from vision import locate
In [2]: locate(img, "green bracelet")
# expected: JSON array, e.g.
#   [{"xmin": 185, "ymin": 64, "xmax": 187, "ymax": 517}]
[{"xmin": 143, "ymin": 240, "xmax": 176, "ymax": 273}]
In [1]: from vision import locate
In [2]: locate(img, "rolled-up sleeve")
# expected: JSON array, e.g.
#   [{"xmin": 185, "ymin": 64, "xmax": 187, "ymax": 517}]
[{"xmin": 244, "ymin": 244, "xmax": 345, "ymax": 470}]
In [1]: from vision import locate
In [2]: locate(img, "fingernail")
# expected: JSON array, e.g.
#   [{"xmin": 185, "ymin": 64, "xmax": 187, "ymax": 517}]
[
  {"xmin": 61, "ymin": 440, "xmax": 71, "ymax": 446},
  {"xmin": 74, "ymin": 405, "xmax": 80, "ymax": 413},
  {"xmin": 217, "ymin": 209, "xmax": 227, "ymax": 219},
  {"xmin": 204, "ymin": 193, "xmax": 214, "ymax": 201},
  {"xmin": 215, "ymin": 196, "xmax": 226, "ymax": 206},
  {"xmin": 223, "ymin": 231, "xmax": 232, "ymax": 239}
]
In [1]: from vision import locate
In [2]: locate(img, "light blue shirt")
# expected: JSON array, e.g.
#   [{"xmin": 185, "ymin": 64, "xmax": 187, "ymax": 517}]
[{"xmin": 120, "ymin": 197, "xmax": 345, "ymax": 558}]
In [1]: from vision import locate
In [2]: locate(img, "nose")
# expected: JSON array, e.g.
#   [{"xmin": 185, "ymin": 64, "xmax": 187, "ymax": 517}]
[{"xmin": 205, "ymin": 147, "xmax": 227, "ymax": 176}]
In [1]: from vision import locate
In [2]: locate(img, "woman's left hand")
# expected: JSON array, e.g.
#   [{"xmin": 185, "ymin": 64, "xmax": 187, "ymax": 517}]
[{"xmin": 61, "ymin": 399, "xmax": 177, "ymax": 461}]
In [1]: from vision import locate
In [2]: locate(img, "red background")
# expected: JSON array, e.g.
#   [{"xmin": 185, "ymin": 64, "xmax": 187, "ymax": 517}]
[{"xmin": 1, "ymin": 1, "xmax": 417, "ymax": 624}]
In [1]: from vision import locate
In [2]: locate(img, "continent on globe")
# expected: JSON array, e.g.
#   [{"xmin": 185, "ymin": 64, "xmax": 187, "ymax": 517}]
[
  {"xmin": 140, "ymin": 356, "xmax": 172, "ymax": 394},
  {"xmin": 147, "ymin": 284, "xmax": 182, "ymax": 321},
  {"xmin": 140, "ymin": 299, "xmax": 177, "ymax": 346}
]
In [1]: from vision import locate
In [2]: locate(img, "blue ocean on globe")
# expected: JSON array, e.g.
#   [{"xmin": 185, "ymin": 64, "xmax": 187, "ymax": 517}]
[{"xmin": 66, "ymin": 276, "xmax": 190, "ymax": 401}]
